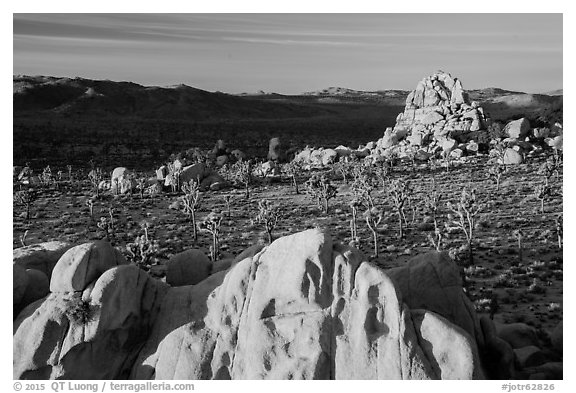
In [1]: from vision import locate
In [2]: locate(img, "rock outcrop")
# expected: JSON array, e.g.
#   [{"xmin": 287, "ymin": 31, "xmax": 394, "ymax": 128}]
[
  {"xmin": 13, "ymin": 229, "xmax": 488, "ymax": 380},
  {"xmin": 393, "ymin": 71, "xmax": 487, "ymax": 141}
]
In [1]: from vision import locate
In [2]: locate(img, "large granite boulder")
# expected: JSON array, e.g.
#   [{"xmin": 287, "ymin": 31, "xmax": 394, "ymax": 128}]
[
  {"xmin": 111, "ymin": 167, "xmax": 133, "ymax": 194},
  {"xmin": 504, "ymin": 118, "xmax": 530, "ymax": 140},
  {"xmin": 49, "ymin": 241, "xmax": 128, "ymax": 293},
  {"xmin": 15, "ymin": 231, "xmax": 488, "ymax": 380},
  {"xmin": 166, "ymin": 250, "xmax": 212, "ymax": 287}
]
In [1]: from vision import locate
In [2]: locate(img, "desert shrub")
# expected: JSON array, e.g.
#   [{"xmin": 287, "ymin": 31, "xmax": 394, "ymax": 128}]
[
  {"xmin": 487, "ymin": 121, "xmax": 506, "ymax": 139},
  {"xmin": 65, "ymin": 297, "xmax": 98, "ymax": 325},
  {"xmin": 527, "ymin": 278, "xmax": 546, "ymax": 294}
]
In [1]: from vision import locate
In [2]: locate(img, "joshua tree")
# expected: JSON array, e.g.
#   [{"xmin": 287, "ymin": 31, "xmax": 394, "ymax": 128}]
[
  {"xmin": 67, "ymin": 164, "xmax": 73, "ymax": 183},
  {"xmin": 349, "ymin": 198, "xmax": 362, "ymax": 246},
  {"xmin": 513, "ymin": 229, "xmax": 524, "ymax": 263},
  {"xmin": 231, "ymin": 160, "xmax": 253, "ymax": 199},
  {"xmin": 428, "ymin": 225, "xmax": 445, "ymax": 252},
  {"xmin": 555, "ymin": 214, "xmax": 563, "ymax": 249},
  {"xmin": 374, "ymin": 164, "xmax": 389, "ymax": 188},
  {"xmin": 97, "ymin": 206, "xmax": 116, "ymax": 242},
  {"xmin": 85, "ymin": 198, "xmax": 95, "ymax": 220},
  {"xmin": 167, "ymin": 163, "xmax": 182, "ymax": 193},
  {"xmin": 304, "ymin": 173, "xmax": 337, "ymax": 214},
  {"xmin": 40, "ymin": 165, "xmax": 53, "ymax": 188},
  {"xmin": 351, "ymin": 166, "xmax": 377, "ymax": 210},
  {"xmin": 88, "ymin": 168, "xmax": 103, "ymax": 198},
  {"xmin": 422, "ymin": 181, "xmax": 442, "ymax": 231},
  {"xmin": 364, "ymin": 206, "xmax": 383, "ymax": 257},
  {"xmin": 447, "ymin": 188, "xmax": 482, "ymax": 265},
  {"xmin": 487, "ymin": 163, "xmax": 506, "ymax": 191},
  {"xmin": 256, "ymin": 199, "xmax": 282, "ymax": 244},
  {"xmin": 389, "ymin": 179, "xmax": 411, "ymax": 239},
  {"xmin": 223, "ymin": 194, "xmax": 233, "ymax": 218},
  {"xmin": 126, "ymin": 221, "xmax": 159, "ymax": 271},
  {"xmin": 284, "ymin": 161, "xmax": 302, "ymax": 194},
  {"xmin": 534, "ymin": 183, "xmax": 552, "ymax": 214},
  {"xmin": 97, "ymin": 216, "xmax": 114, "ymax": 242},
  {"xmin": 539, "ymin": 155, "xmax": 562, "ymax": 186},
  {"xmin": 181, "ymin": 179, "xmax": 202, "ymax": 241},
  {"xmin": 490, "ymin": 140, "xmax": 508, "ymax": 164},
  {"xmin": 20, "ymin": 229, "xmax": 29, "ymax": 247},
  {"xmin": 442, "ymin": 151, "xmax": 452, "ymax": 173},
  {"xmin": 199, "ymin": 212, "xmax": 223, "ymax": 261},
  {"xmin": 14, "ymin": 189, "xmax": 35, "ymax": 222},
  {"xmin": 423, "ymin": 182, "xmax": 444, "ymax": 251},
  {"xmin": 333, "ymin": 160, "xmax": 353, "ymax": 184},
  {"xmin": 135, "ymin": 176, "xmax": 147, "ymax": 199}
]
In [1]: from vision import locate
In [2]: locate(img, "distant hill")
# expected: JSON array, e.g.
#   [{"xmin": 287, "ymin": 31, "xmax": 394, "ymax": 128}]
[
  {"xmin": 13, "ymin": 75, "xmax": 335, "ymax": 120},
  {"xmin": 542, "ymin": 89, "xmax": 563, "ymax": 96}
]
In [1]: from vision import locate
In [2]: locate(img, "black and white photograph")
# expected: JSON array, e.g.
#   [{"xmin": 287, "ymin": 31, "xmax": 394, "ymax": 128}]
[{"xmin": 9, "ymin": 5, "xmax": 568, "ymax": 384}]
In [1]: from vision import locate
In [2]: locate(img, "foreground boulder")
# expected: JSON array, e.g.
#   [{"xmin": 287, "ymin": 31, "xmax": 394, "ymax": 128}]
[
  {"xmin": 15, "ymin": 231, "xmax": 488, "ymax": 380},
  {"xmin": 131, "ymin": 229, "xmax": 484, "ymax": 379},
  {"xmin": 13, "ymin": 241, "xmax": 73, "ymax": 278},
  {"xmin": 14, "ymin": 245, "xmax": 169, "ymax": 379}
]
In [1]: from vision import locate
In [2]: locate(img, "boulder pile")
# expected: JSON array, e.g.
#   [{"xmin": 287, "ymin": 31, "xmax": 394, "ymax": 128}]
[
  {"xmin": 13, "ymin": 228, "xmax": 561, "ymax": 380},
  {"xmin": 290, "ymin": 71, "xmax": 562, "ymax": 169}
]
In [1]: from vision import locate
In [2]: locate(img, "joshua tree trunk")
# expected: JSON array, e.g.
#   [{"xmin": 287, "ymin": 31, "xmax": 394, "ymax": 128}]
[
  {"xmin": 191, "ymin": 212, "xmax": 197, "ymax": 241},
  {"xmin": 245, "ymin": 183, "xmax": 250, "ymax": 199},
  {"xmin": 350, "ymin": 208, "xmax": 357, "ymax": 243},
  {"xmin": 292, "ymin": 175, "xmax": 299, "ymax": 194},
  {"xmin": 372, "ymin": 230, "xmax": 379, "ymax": 257},
  {"xmin": 468, "ymin": 240, "xmax": 474, "ymax": 266},
  {"xmin": 540, "ymin": 199, "xmax": 545, "ymax": 214},
  {"xmin": 398, "ymin": 211, "xmax": 404, "ymax": 239},
  {"xmin": 323, "ymin": 198, "xmax": 329, "ymax": 214},
  {"xmin": 266, "ymin": 227, "xmax": 273, "ymax": 244}
]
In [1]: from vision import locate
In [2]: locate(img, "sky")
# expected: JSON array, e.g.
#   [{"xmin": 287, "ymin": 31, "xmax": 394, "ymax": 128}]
[{"xmin": 13, "ymin": 13, "xmax": 563, "ymax": 94}]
